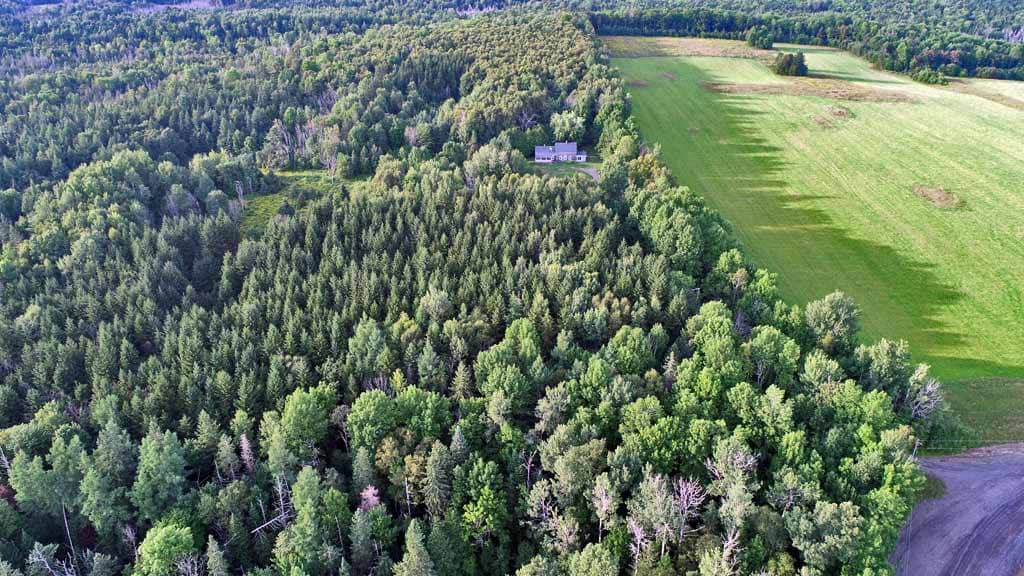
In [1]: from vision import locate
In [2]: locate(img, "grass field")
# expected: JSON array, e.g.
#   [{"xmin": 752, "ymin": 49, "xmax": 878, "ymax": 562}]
[
  {"xmin": 241, "ymin": 170, "xmax": 369, "ymax": 236},
  {"xmin": 608, "ymin": 37, "xmax": 1024, "ymax": 443}
]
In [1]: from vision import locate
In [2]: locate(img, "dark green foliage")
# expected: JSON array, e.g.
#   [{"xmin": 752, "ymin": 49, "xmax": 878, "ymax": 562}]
[
  {"xmin": 772, "ymin": 51, "xmax": 809, "ymax": 76},
  {"xmin": 746, "ymin": 25, "xmax": 774, "ymax": 49},
  {"xmin": 590, "ymin": 7, "xmax": 1024, "ymax": 80},
  {"xmin": 912, "ymin": 68, "xmax": 950, "ymax": 85}
]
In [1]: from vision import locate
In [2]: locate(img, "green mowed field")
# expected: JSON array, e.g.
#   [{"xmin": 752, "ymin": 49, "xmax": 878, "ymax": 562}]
[{"xmin": 609, "ymin": 38, "xmax": 1024, "ymax": 443}]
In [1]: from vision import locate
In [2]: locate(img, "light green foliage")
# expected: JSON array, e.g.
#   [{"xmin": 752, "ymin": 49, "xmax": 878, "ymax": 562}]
[
  {"xmin": 206, "ymin": 536, "xmax": 230, "ymax": 576},
  {"xmin": 274, "ymin": 466, "xmax": 325, "ymax": 574},
  {"xmin": 461, "ymin": 458, "xmax": 508, "ymax": 544},
  {"xmin": 606, "ymin": 326, "xmax": 654, "ymax": 375},
  {"xmin": 785, "ymin": 501, "xmax": 863, "ymax": 572},
  {"xmin": 347, "ymin": 390, "xmax": 399, "ymax": 451},
  {"xmin": 395, "ymin": 386, "xmax": 452, "ymax": 444},
  {"xmin": 566, "ymin": 542, "xmax": 618, "ymax": 576},
  {"xmin": 130, "ymin": 427, "xmax": 187, "ymax": 523},
  {"xmin": 8, "ymin": 432, "xmax": 85, "ymax": 516},
  {"xmin": 551, "ymin": 111, "xmax": 586, "ymax": 142},
  {"xmin": 136, "ymin": 523, "xmax": 195, "ymax": 576},
  {"xmin": 280, "ymin": 383, "xmax": 335, "ymax": 456}
]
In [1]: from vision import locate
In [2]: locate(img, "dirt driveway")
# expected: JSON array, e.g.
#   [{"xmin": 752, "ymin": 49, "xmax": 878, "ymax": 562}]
[{"xmin": 893, "ymin": 444, "xmax": 1024, "ymax": 575}]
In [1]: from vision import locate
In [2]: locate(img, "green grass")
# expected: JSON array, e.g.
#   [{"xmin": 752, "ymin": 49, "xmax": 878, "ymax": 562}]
[
  {"xmin": 241, "ymin": 170, "xmax": 369, "ymax": 237},
  {"xmin": 240, "ymin": 193, "xmax": 287, "ymax": 237},
  {"xmin": 532, "ymin": 156, "xmax": 602, "ymax": 180},
  {"xmin": 610, "ymin": 38, "xmax": 1024, "ymax": 443}
]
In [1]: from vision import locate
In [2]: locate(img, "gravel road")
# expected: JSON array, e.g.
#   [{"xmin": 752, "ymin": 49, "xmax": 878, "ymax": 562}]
[{"xmin": 893, "ymin": 444, "xmax": 1024, "ymax": 575}]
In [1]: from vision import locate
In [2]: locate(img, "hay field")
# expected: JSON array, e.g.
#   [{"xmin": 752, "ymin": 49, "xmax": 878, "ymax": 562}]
[{"xmin": 609, "ymin": 37, "xmax": 1024, "ymax": 442}]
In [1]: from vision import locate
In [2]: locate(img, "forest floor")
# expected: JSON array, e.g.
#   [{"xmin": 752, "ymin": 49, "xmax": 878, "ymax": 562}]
[
  {"xmin": 609, "ymin": 37, "xmax": 1024, "ymax": 444},
  {"xmin": 893, "ymin": 444, "xmax": 1024, "ymax": 575}
]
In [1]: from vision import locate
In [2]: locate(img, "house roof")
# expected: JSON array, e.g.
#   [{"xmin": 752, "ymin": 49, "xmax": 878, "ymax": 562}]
[
  {"xmin": 554, "ymin": 142, "xmax": 577, "ymax": 154},
  {"xmin": 535, "ymin": 145, "xmax": 555, "ymax": 155}
]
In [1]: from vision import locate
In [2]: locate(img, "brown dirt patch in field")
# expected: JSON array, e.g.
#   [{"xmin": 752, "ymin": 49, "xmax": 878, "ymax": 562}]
[
  {"xmin": 661, "ymin": 72, "xmax": 678, "ymax": 81},
  {"xmin": 627, "ymin": 79, "xmax": 650, "ymax": 88},
  {"xmin": 811, "ymin": 115, "xmax": 835, "ymax": 128},
  {"xmin": 701, "ymin": 77, "xmax": 916, "ymax": 102},
  {"xmin": 945, "ymin": 80, "xmax": 1024, "ymax": 111},
  {"xmin": 914, "ymin": 185, "xmax": 963, "ymax": 209},
  {"xmin": 603, "ymin": 36, "xmax": 774, "ymax": 61},
  {"xmin": 825, "ymin": 105, "xmax": 853, "ymax": 118}
]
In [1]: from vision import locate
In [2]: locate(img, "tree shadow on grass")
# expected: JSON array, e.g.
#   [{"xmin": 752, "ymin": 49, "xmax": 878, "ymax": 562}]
[
  {"xmin": 807, "ymin": 70, "xmax": 908, "ymax": 85},
  {"xmin": 637, "ymin": 59, "xmax": 972, "ymax": 371}
]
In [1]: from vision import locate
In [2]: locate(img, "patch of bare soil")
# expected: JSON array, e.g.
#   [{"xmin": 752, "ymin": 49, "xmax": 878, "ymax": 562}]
[
  {"xmin": 824, "ymin": 104, "xmax": 853, "ymax": 118},
  {"xmin": 894, "ymin": 444, "xmax": 1024, "ymax": 576},
  {"xmin": 702, "ymin": 78, "xmax": 916, "ymax": 102},
  {"xmin": 604, "ymin": 36, "xmax": 774, "ymax": 61},
  {"xmin": 914, "ymin": 185, "xmax": 963, "ymax": 209},
  {"xmin": 812, "ymin": 105, "xmax": 856, "ymax": 128},
  {"xmin": 627, "ymin": 79, "xmax": 650, "ymax": 88},
  {"xmin": 811, "ymin": 115, "xmax": 835, "ymax": 128},
  {"xmin": 946, "ymin": 80, "xmax": 1024, "ymax": 111},
  {"xmin": 661, "ymin": 72, "xmax": 678, "ymax": 81}
]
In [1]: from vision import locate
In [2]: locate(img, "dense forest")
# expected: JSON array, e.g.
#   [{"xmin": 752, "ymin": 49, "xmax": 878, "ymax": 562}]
[
  {"xmin": 589, "ymin": 7, "xmax": 1024, "ymax": 80},
  {"xmin": 680, "ymin": 0, "xmax": 1024, "ymax": 41},
  {"xmin": 0, "ymin": 1, "xmax": 964, "ymax": 575}
]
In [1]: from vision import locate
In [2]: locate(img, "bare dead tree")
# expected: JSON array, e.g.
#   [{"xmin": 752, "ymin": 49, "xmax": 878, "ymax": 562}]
[
  {"xmin": 907, "ymin": 364, "xmax": 943, "ymax": 422},
  {"xmin": 404, "ymin": 125, "xmax": 419, "ymax": 147},
  {"xmin": 176, "ymin": 554, "xmax": 205, "ymax": 576},
  {"xmin": 516, "ymin": 110, "xmax": 537, "ymax": 131},
  {"xmin": 553, "ymin": 514, "xmax": 579, "ymax": 554},
  {"xmin": 662, "ymin": 351, "xmax": 678, "ymax": 391},
  {"xmin": 673, "ymin": 478, "xmax": 707, "ymax": 543},
  {"xmin": 403, "ymin": 476, "xmax": 413, "ymax": 518},
  {"xmin": 592, "ymin": 482, "xmax": 614, "ymax": 542},
  {"xmin": 627, "ymin": 517, "xmax": 651, "ymax": 576},
  {"xmin": 252, "ymin": 476, "xmax": 294, "ymax": 535},
  {"xmin": 769, "ymin": 483, "xmax": 804, "ymax": 515},
  {"xmin": 234, "ymin": 181, "xmax": 246, "ymax": 209},
  {"xmin": 317, "ymin": 85, "xmax": 339, "ymax": 113},
  {"xmin": 521, "ymin": 448, "xmax": 538, "ymax": 489},
  {"xmin": 706, "ymin": 450, "xmax": 757, "ymax": 482},
  {"xmin": 359, "ymin": 484, "xmax": 381, "ymax": 512},
  {"xmin": 332, "ymin": 405, "xmax": 352, "ymax": 452},
  {"xmin": 28, "ymin": 544, "xmax": 77, "ymax": 576},
  {"xmin": 364, "ymin": 374, "xmax": 391, "ymax": 394},
  {"xmin": 239, "ymin": 433, "xmax": 255, "ymax": 475},
  {"xmin": 62, "ymin": 501, "xmax": 80, "ymax": 574},
  {"xmin": 720, "ymin": 528, "xmax": 742, "ymax": 575},
  {"xmin": 122, "ymin": 525, "xmax": 139, "ymax": 565}
]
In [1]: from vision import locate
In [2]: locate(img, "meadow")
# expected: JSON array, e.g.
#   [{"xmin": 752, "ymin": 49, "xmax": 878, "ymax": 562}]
[
  {"xmin": 241, "ymin": 170, "xmax": 369, "ymax": 236},
  {"xmin": 608, "ymin": 37, "xmax": 1024, "ymax": 443}
]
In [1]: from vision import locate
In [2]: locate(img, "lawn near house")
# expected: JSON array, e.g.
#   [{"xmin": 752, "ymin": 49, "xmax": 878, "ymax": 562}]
[
  {"xmin": 532, "ymin": 155, "xmax": 602, "ymax": 181},
  {"xmin": 609, "ymin": 37, "xmax": 1024, "ymax": 444}
]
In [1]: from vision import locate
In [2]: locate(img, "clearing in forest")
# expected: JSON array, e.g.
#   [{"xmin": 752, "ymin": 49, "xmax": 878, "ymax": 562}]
[{"xmin": 609, "ymin": 37, "xmax": 1024, "ymax": 444}]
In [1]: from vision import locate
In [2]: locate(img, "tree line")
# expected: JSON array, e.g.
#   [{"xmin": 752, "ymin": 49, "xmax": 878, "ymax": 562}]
[{"xmin": 589, "ymin": 7, "xmax": 1024, "ymax": 80}]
